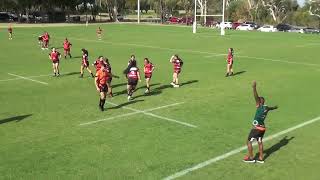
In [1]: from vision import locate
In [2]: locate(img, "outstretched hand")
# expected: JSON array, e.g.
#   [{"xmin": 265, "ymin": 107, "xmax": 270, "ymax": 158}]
[{"xmin": 252, "ymin": 81, "xmax": 257, "ymax": 88}]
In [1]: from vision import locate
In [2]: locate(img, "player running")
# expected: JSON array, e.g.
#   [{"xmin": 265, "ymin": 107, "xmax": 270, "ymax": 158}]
[
  {"xmin": 96, "ymin": 27, "xmax": 103, "ymax": 40},
  {"xmin": 8, "ymin": 25, "xmax": 13, "ymax": 40},
  {"xmin": 143, "ymin": 58, "xmax": 155, "ymax": 93},
  {"xmin": 49, "ymin": 47, "xmax": 61, "ymax": 77},
  {"xmin": 226, "ymin": 48, "xmax": 234, "ymax": 77},
  {"xmin": 38, "ymin": 35, "xmax": 43, "ymax": 46},
  {"xmin": 124, "ymin": 60, "xmax": 141, "ymax": 101},
  {"xmin": 63, "ymin": 38, "xmax": 72, "ymax": 59},
  {"xmin": 95, "ymin": 64, "xmax": 110, "ymax": 111},
  {"xmin": 170, "ymin": 54, "xmax": 183, "ymax": 88},
  {"xmin": 80, "ymin": 48, "xmax": 94, "ymax": 78},
  {"xmin": 243, "ymin": 81, "xmax": 278, "ymax": 163},
  {"xmin": 42, "ymin": 32, "xmax": 50, "ymax": 50}
]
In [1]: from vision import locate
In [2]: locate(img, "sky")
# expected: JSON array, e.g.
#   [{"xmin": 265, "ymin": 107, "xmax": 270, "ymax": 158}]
[{"xmin": 298, "ymin": 0, "xmax": 305, "ymax": 6}]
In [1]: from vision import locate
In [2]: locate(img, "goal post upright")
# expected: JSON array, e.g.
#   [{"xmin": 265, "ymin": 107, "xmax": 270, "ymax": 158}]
[{"xmin": 193, "ymin": 0, "xmax": 226, "ymax": 36}]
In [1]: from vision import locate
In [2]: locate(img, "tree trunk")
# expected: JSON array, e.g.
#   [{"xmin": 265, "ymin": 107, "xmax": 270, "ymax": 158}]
[{"xmin": 113, "ymin": 5, "xmax": 118, "ymax": 22}]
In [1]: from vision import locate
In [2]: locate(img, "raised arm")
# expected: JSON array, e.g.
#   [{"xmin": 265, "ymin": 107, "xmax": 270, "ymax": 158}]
[
  {"xmin": 170, "ymin": 55, "xmax": 175, "ymax": 63},
  {"xmin": 252, "ymin": 81, "xmax": 260, "ymax": 104}
]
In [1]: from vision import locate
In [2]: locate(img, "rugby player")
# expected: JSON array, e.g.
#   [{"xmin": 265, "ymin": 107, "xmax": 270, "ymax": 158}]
[
  {"xmin": 93, "ymin": 56, "xmax": 107, "ymax": 72},
  {"xmin": 95, "ymin": 64, "xmax": 109, "ymax": 111},
  {"xmin": 170, "ymin": 55, "xmax": 183, "ymax": 88},
  {"xmin": 143, "ymin": 58, "xmax": 155, "ymax": 93},
  {"xmin": 105, "ymin": 58, "xmax": 114, "ymax": 97},
  {"xmin": 124, "ymin": 60, "xmax": 141, "ymax": 101},
  {"xmin": 96, "ymin": 27, "xmax": 103, "ymax": 40},
  {"xmin": 226, "ymin": 48, "xmax": 234, "ymax": 77},
  {"xmin": 8, "ymin": 25, "xmax": 13, "ymax": 40},
  {"xmin": 42, "ymin": 32, "xmax": 50, "ymax": 50},
  {"xmin": 63, "ymin": 38, "xmax": 72, "ymax": 59},
  {"xmin": 243, "ymin": 81, "xmax": 278, "ymax": 163},
  {"xmin": 49, "ymin": 47, "xmax": 61, "ymax": 77},
  {"xmin": 80, "ymin": 48, "xmax": 94, "ymax": 78}
]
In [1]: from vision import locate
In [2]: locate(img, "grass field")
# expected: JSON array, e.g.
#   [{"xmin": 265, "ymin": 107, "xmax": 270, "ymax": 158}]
[{"xmin": 0, "ymin": 23, "xmax": 320, "ymax": 180}]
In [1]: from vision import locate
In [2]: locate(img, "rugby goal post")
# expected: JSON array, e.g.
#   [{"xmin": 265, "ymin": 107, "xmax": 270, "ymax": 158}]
[{"xmin": 192, "ymin": 0, "xmax": 226, "ymax": 35}]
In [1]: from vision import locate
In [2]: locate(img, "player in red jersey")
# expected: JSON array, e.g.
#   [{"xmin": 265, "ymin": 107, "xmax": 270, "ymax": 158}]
[
  {"xmin": 93, "ymin": 56, "xmax": 107, "ymax": 72},
  {"xmin": 124, "ymin": 60, "xmax": 141, "ymax": 101},
  {"xmin": 96, "ymin": 27, "xmax": 103, "ymax": 40},
  {"xmin": 63, "ymin": 38, "xmax": 72, "ymax": 59},
  {"xmin": 170, "ymin": 54, "xmax": 183, "ymax": 88},
  {"xmin": 42, "ymin": 32, "xmax": 50, "ymax": 50},
  {"xmin": 226, "ymin": 48, "xmax": 234, "ymax": 77},
  {"xmin": 95, "ymin": 64, "xmax": 110, "ymax": 111},
  {"xmin": 143, "ymin": 58, "xmax": 155, "ymax": 93},
  {"xmin": 8, "ymin": 25, "xmax": 13, "ymax": 40},
  {"xmin": 80, "ymin": 48, "xmax": 94, "ymax": 78},
  {"xmin": 49, "ymin": 47, "xmax": 61, "ymax": 77}
]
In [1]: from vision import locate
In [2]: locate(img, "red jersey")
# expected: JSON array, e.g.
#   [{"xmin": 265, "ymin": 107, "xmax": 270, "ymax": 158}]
[
  {"xmin": 50, "ymin": 51, "xmax": 60, "ymax": 61},
  {"xmin": 8, "ymin": 27, "xmax": 12, "ymax": 33},
  {"xmin": 94, "ymin": 60, "xmax": 107, "ymax": 71},
  {"xmin": 63, "ymin": 41, "xmax": 72, "ymax": 50},
  {"xmin": 43, "ymin": 33, "xmax": 49, "ymax": 41},
  {"xmin": 227, "ymin": 52, "xmax": 233, "ymax": 64},
  {"xmin": 127, "ymin": 67, "xmax": 139, "ymax": 80},
  {"xmin": 173, "ymin": 59, "xmax": 183, "ymax": 71},
  {"xmin": 144, "ymin": 63, "xmax": 154, "ymax": 74},
  {"xmin": 96, "ymin": 69, "xmax": 108, "ymax": 86}
]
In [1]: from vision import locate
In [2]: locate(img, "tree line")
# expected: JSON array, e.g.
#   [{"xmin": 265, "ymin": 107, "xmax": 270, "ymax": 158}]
[{"xmin": 1, "ymin": 0, "xmax": 320, "ymax": 27}]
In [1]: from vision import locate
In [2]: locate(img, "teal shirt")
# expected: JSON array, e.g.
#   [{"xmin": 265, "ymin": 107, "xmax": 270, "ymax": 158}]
[{"xmin": 252, "ymin": 105, "xmax": 268, "ymax": 126}]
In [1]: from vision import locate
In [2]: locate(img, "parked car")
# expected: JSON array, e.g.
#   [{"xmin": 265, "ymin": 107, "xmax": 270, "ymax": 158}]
[
  {"xmin": 117, "ymin": 14, "xmax": 124, "ymax": 21},
  {"xmin": 217, "ymin": 22, "xmax": 233, "ymax": 29},
  {"xmin": 232, "ymin": 22, "xmax": 242, "ymax": 29},
  {"xmin": 168, "ymin": 16, "xmax": 180, "ymax": 24},
  {"xmin": 288, "ymin": 27, "xmax": 304, "ymax": 33},
  {"xmin": 276, "ymin": 24, "xmax": 291, "ymax": 32},
  {"xmin": 258, "ymin": 25, "xmax": 277, "ymax": 32},
  {"xmin": 244, "ymin": 22, "xmax": 259, "ymax": 29},
  {"xmin": 0, "ymin": 12, "xmax": 14, "ymax": 22},
  {"xmin": 180, "ymin": 17, "xmax": 193, "ymax": 25},
  {"xmin": 236, "ymin": 24, "xmax": 254, "ymax": 31},
  {"xmin": 302, "ymin": 27, "xmax": 320, "ymax": 34}
]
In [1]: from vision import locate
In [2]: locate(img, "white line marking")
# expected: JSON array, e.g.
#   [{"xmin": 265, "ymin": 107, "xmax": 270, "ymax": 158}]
[
  {"xmin": 163, "ymin": 115, "xmax": 320, "ymax": 180},
  {"xmin": 8, "ymin": 73, "xmax": 49, "ymax": 85},
  {"xmin": 0, "ymin": 72, "xmax": 73, "ymax": 83},
  {"xmin": 68, "ymin": 36, "xmax": 320, "ymax": 67},
  {"xmin": 106, "ymin": 102, "xmax": 197, "ymax": 128},
  {"xmin": 79, "ymin": 102, "xmax": 190, "ymax": 126},
  {"xmin": 237, "ymin": 55, "xmax": 320, "ymax": 67}
]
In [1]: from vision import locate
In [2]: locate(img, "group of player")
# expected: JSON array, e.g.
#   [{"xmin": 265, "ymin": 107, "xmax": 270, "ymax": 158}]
[{"xmin": 8, "ymin": 24, "xmax": 277, "ymax": 164}]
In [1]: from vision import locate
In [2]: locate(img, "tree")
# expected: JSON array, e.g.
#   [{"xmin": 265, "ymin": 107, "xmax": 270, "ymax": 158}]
[
  {"xmin": 309, "ymin": 0, "xmax": 320, "ymax": 17},
  {"xmin": 260, "ymin": 0, "xmax": 291, "ymax": 23}
]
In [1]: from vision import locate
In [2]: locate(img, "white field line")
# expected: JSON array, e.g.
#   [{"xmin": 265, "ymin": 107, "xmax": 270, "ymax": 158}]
[
  {"xmin": 107, "ymin": 102, "xmax": 197, "ymax": 128},
  {"xmin": 238, "ymin": 55, "xmax": 320, "ymax": 67},
  {"xmin": 68, "ymin": 37, "xmax": 320, "ymax": 68},
  {"xmin": 79, "ymin": 102, "xmax": 187, "ymax": 126},
  {"xmin": 163, "ymin": 115, "xmax": 320, "ymax": 180},
  {"xmin": 0, "ymin": 72, "xmax": 72, "ymax": 83},
  {"xmin": 296, "ymin": 43, "xmax": 320, "ymax": 48},
  {"xmin": 7, "ymin": 73, "xmax": 49, "ymax": 85}
]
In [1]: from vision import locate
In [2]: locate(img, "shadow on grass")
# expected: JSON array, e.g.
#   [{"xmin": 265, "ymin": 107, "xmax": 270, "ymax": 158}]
[
  {"xmin": 108, "ymin": 99, "xmax": 144, "ymax": 109},
  {"xmin": 232, "ymin": 71, "xmax": 246, "ymax": 77},
  {"xmin": 255, "ymin": 136, "xmax": 295, "ymax": 161},
  {"xmin": 61, "ymin": 72, "xmax": 80, "ymax": 77},
  {"xmin": 0, "ymin": 114, "xmax": 32, "ymax": 125}
]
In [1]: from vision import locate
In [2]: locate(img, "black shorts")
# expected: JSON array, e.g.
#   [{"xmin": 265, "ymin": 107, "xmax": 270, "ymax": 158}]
[
  {"xmin": 52, "ymin": 60, "xmax": 59, "ymax": 64},
  {"xmin": 145, "ymin": 73, "xmax": 152, "ymax": 79},
  {"xmin": 99, "ymin": 84, "xmax": 108, "ymax": 92},
  {"xmin": 128, "ymin": 78, "xmax": 138, "ymax": 86},
  {"xmin": 248, "ymin": 128, "xmax": 265, "ymax": 142}
]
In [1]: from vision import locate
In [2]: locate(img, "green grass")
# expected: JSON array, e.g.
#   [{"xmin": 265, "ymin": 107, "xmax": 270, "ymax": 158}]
[{"xmin": 0, "ymin": 24, "xmax": 320, "ymax": 180}]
